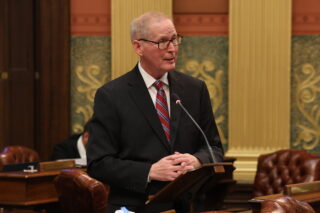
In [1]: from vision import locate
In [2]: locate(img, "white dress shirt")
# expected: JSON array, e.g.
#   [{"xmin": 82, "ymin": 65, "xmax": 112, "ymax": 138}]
[
  {"xmin": 138, "ymin": 62, "xmax": 171, "ymax": 115},
  {"xmin": 77, "ymin": 135, "xmax": 87, "ymax": 159}
]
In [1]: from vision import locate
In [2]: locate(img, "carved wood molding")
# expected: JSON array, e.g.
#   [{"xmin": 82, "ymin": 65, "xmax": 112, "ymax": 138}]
[
  {"xmin": 293, "ymin": 13, "xmax": 320, "ymax": 35},
  {"xmin": 174, "ymin": 13, "xmax": 228, "ymax": 36},
  {"xmin": 71, "ymin": 13, "xmax": 111, "ymax": 36}
]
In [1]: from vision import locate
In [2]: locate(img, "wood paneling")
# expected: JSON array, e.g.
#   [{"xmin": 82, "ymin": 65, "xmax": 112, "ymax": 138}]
[
  {"xmin": 9, "ymin": 0, "xmax": 35, "ymax": 149},
  {"xmin": 0, "ymin": 0, "xmax": 35, "ymax": 150},
  {"xmin": 0, "ymin": 0, "xmax": 8, "ymax": 150},
  {"xmin": 0, "ymin": 0, "xmax": 70, "ymax": 160},
  {"xmin": 35, "ymin": 0, "xmax": 70, "ymax": 160}
]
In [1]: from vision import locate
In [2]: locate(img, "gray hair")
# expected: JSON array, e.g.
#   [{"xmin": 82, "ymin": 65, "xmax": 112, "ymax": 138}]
[{"xmin": 130, "ymin": 11, "xmax": 172, "ymax": 41}]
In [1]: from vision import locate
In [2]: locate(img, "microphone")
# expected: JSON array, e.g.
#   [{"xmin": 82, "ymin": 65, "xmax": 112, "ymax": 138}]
[{"xmin": 172, "ymin": 93, "xmax": 217, "ymax": 163}]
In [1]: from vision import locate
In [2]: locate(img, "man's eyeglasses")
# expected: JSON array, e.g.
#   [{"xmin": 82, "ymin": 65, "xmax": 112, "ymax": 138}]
[{"xmin": 137, "ymin": 34, "xmax": 183, "ymax": 50}]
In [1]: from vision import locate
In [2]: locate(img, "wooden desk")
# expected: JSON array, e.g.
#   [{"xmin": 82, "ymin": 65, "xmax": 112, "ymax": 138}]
[{"xmin": 0, "ymin": 170, "xmax": 61, "ymax": 211}]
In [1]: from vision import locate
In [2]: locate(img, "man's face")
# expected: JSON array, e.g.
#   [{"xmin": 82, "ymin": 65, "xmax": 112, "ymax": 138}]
[{"xmin": 135, "ymin": 19, "xmax": 179, "ymax": 79}]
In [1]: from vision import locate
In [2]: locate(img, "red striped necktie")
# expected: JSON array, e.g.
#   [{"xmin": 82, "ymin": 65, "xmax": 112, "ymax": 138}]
[{"xmin": 154, "ymin": 80, "xmax": 170, "ymax": 142}]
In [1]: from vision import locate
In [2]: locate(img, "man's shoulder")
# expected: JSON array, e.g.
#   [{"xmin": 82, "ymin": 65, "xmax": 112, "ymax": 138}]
[
  {"xmin": 98, "ymin": 68, "xmax": 138, "ymax": 92},
  {"xmin": 170, "ymin": 70, "xmax": 204, "ymax": 86}
]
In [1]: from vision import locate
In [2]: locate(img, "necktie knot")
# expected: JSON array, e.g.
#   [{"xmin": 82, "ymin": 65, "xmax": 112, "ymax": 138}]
[{"xmin": 154, "ymin": 80, "xmax": 164, "ymax": 91}]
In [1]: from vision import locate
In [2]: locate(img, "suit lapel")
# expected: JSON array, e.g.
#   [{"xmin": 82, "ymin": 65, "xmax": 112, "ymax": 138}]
[
  {"xmin": 168, "ymin": 71, "xmax": 183, "ymax": 149},
  {"xmin": 128, "ymin": 66, "xmax": 171, "ymax": 152}
]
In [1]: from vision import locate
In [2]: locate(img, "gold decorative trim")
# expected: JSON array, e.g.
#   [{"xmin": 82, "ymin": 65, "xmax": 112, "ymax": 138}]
[
  {"xmin": 293, "ymin": 64, "xmax": 320, "ymax": 150},
  {"xmin": 180, "ymin": 59, "xmax": 227, "ymax": 144},
  {"xmin": 72, "ymin": 65, "xmax": 107, "ymax": 133}
]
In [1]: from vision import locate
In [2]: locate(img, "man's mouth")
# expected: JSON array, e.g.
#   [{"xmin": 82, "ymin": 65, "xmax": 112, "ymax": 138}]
[{"xmin": 164, "ymin": 58, "xmax": 175, "ymax": 63}]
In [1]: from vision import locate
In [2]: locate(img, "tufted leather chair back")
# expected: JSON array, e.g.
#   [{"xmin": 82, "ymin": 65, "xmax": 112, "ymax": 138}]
[
  {"xmin": 253, "ymin": 149, "xmax": 320, "ymax": 197},
  {"xmin": 0, "ymin": 146, "xmax": 40, "ymax": 170},
  {"xmin": 54, "ymin": 169, "xmax": 109, "ymax": 213},
  {"xmin": 261, "ymin": 196, "xmax": 315, "ymax": 213}
]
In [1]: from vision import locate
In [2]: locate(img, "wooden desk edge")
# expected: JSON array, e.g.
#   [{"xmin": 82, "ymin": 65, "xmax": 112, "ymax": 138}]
[
  {"xmin": 0, "ymin": 198, "xmax": 59, "ymax": 206},
  {"xmin": 0, "ymin": 168, "xmax": 86, "ymax": 179}
]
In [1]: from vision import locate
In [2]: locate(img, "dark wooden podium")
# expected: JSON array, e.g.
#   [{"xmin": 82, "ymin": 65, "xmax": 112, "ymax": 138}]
[{"xmin": 147, "ymin": 163, "xmax": 235, "ymax": 213}]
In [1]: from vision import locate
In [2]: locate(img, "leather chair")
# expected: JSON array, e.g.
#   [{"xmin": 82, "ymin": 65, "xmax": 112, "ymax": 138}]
[
  {"xmin": 54, "ymin": 169, "xmax": 109, "ymax": 213},
  {"xmin": 261, "ymin": 196, "xmax": 315, "ymax": 213},
  {"xmin": 0, "ymin": 145, "xmax": 39, "ymax": 170},
  {"xmin": 253, "ymin": 149, "xmax": 320, "ymax": 197}
]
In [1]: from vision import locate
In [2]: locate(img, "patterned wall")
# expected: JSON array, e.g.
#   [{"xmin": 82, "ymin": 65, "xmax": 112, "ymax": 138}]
[
  {"xmin": 176, "ymin": 36, "xmax": 229, "ymax": 150},
  {"xmin": 291, "ymin": 35, "xmax": 320, "ymax": 152},
  {"xmin": 71, "ymin": 36, "xmax": 111, "ymax": 133}
]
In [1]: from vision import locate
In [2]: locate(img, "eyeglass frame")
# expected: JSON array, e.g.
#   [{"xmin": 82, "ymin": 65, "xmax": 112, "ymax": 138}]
[{"xmin": 137, "ymin": 34, "xmax": 183, "ymax": 50}]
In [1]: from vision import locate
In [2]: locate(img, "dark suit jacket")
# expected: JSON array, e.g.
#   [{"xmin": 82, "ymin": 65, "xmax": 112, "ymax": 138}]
[
  {"xmin": 87, "ymin": 65, "xmax": 224, "ymax": 209},
  {"xmin": 52, "ymin": 134, "xmax": 81, "ymax": 160}
]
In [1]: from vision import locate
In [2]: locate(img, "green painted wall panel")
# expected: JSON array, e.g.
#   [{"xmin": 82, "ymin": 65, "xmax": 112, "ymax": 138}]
[
  {"xmin": 176, "ymin": 36, "xmax": 229, "ymax": 150},
  {"xmin": 70, "ymin": 36, "xmax": 111, "ymax": 133},
  {"xmin": 291, "ymin": 35, "xmax": 320, "ymax": 152}
]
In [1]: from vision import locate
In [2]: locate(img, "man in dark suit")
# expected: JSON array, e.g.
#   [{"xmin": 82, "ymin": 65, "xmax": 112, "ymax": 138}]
[
  {"xmin": 52, "ymin": 123, "xmax": 89, "ymax": 160},
  {"xmin": 87, "ymin": 11, "xmax": 224, "ymax": 213}
]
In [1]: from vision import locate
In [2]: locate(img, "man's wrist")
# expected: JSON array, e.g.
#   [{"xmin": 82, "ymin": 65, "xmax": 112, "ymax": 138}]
[{"xmin": 193, "ymin": 156, "xmax": 202, "ymax": 169}]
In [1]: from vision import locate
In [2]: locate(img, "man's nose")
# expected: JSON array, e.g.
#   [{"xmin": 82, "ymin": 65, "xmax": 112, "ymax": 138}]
[{"xmin": 167, "ymin": 41, "xmax": 176, "ymax": 51}]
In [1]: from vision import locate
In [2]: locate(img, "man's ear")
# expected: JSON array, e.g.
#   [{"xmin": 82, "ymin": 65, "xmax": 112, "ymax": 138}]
[{"xmin": 132, "ymin": 40, "xmax": 143, "ymax": 56}]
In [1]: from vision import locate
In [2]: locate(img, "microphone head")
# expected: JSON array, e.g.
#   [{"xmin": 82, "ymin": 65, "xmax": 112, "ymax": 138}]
[{"xmin": 172, "ymin": 93, "xmax": 181, "ymax": 104}]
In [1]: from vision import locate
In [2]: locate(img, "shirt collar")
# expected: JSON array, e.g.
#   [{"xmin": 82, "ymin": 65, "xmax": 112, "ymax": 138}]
[{"xmin": 138, "ymin": 62, "xmax": 169, "ymax": 88}]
